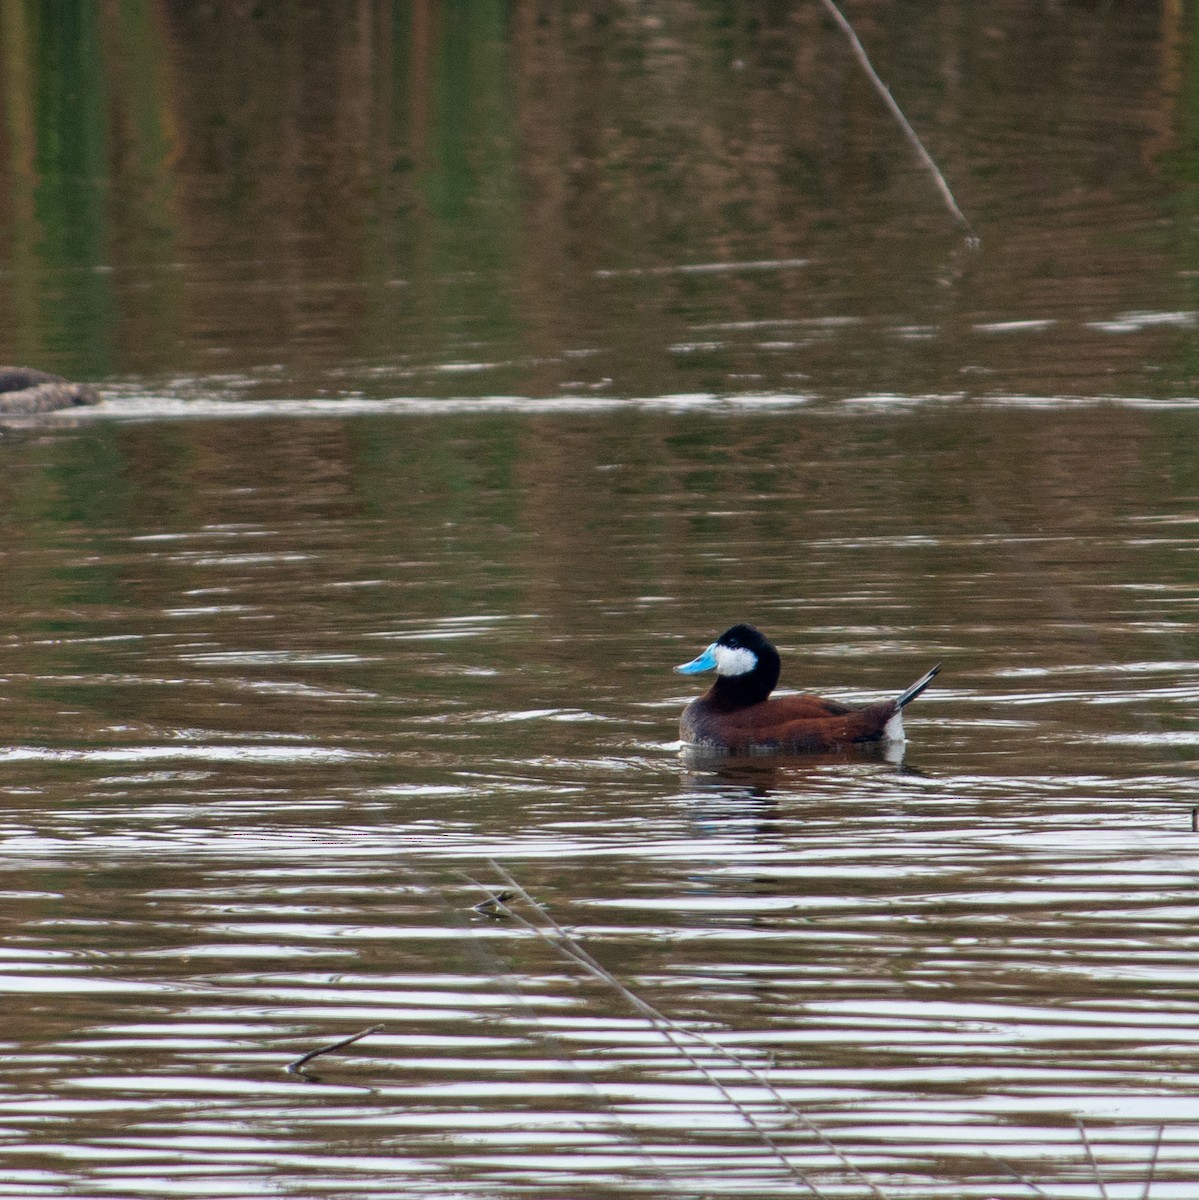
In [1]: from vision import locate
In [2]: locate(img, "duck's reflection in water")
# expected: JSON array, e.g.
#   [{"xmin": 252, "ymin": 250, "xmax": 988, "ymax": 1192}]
[{"xmin": 676, "ymin": 739, "xmax": 930, "ymax": 840}]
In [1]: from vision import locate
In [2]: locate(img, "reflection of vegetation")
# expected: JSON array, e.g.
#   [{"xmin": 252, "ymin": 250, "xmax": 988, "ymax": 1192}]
[
  {"xmin": 407, "ymin": 0, "xmax": 521, "ymax": 389},
  {"xmin": 0, "ymin": 0, "xmax": 161, "ymax": 375},
  {"xmin": 0, "ymin": 0, "xmax": 39, "ymax": 354},
  {"xmin": 0, "ymin": 1, "xmax": 1195, "ymax": 398},
  {"xmin": 30, "ymin": 4, "xmax": 106, "ymax": 265}
]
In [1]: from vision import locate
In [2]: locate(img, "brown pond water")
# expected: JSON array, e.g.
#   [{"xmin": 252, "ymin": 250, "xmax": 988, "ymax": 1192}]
[{"xmin": 1, "ymin": 3, "xmax": 1199, "ymax": 1198}]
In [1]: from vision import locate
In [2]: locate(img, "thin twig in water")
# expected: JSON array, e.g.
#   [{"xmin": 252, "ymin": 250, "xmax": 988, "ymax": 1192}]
[
  {"xmin": 446, "ymin": 871, "xmax": 681, "ymax": 1195},
  {"xmin": 471, "ymin": 871, "xmax": 827, "ymax": 1199},
  {"xmin": 473, "ymin": 889, "xmax": 516, "ymax": 917},
  {"xmin": 818, "ymin": 0, "xmax": 978, "ymax": 245},
  {"xmin": 985, "ymin": 1152, "xmax": 1051, "ymax": 1198},
  {"xmin": 481, "ymin": 861, "xmax": 889, "ymax": 1200},
  {"xmin": 1075, "ymin": 1121, "xmax": 1110, "ymax": 1200},
  {"xmin": 286, "ymin": 1024, "xmax": 383, "ymax": 1075},
  {"xmin": 1141, "ymin": 1124, "xmax": 1164, "ymax": 1200}
]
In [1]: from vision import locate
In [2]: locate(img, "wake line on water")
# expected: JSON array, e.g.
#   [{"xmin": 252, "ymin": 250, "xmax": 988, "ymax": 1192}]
[{"xmin": 21, "ymin": 392, "xmax": 1199, "ymax": 423}]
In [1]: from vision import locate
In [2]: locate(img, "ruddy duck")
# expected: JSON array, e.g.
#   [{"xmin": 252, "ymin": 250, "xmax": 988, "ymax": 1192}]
[{"xmin": 676, "ymin": 624, "xmax": 940, "ymax": 753}]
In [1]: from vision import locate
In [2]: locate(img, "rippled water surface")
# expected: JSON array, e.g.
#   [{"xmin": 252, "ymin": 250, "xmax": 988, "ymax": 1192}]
[
  {"xmin": 4, "ymin": 2, "xmax": 1199, "ymax": 1198},
  {"xmin": 0, "ymin": 404, "xmax": 1194, "ymax": 1199}
]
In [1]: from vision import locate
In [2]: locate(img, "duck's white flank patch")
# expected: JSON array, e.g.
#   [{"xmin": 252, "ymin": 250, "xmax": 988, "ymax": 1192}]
[
  {"xmin": 713, "ymin": 644, "xmax": 757, "ymax": 676},
  {"xmin": 883, "ymin": 710, "xmax": 906, "ymax": 742}
]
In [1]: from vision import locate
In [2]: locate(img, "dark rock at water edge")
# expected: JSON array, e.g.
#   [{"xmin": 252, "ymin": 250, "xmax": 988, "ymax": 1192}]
[{"xmin": 0, "ymin": 367, "xmax": 101, "ymax": 413}]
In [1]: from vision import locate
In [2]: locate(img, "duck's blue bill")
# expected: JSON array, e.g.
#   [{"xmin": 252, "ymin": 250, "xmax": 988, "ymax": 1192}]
[{"xmin": 674, "ymin": 643, "xmax": 718, "ymax": 674}]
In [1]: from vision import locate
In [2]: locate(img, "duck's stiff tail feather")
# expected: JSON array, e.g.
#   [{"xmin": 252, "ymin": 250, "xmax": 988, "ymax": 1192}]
[{"xmin": 895, "ymin": 663, "xmax": 941, "ymax": 709}]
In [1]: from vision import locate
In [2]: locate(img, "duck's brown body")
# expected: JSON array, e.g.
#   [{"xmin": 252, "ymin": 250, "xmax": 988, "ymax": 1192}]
[
  {"xmin": 0, "ymin": 367, "xmax": 100, "ymax": 413},
  {"xmin": 680, "ymin": 690, "xmax": 905, "ymax": 753}
]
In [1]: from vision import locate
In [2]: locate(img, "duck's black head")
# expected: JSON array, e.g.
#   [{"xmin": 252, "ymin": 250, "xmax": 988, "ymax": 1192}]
[{"xmin": 675, "ymin": 623, "xmax": 781, "ymax": 709}]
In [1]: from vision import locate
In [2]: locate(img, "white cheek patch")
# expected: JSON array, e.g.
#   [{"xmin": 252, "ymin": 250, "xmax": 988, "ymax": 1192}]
[{"xmin": 713, "ymin": 644, "xmax": 757, "ymax": 676}]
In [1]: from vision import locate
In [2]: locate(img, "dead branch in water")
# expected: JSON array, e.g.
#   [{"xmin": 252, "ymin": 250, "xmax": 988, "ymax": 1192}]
[
  {"xmin": 472, "ymin": 889, "xmax": 516, "ymax": 917},
  {"xmin": 286, "ymin": 1024, "xmax": 384, "ymax": 1075},
  {"xmin": 819, "ymin": 0, "xmax": 978, "ymax": 245}
]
